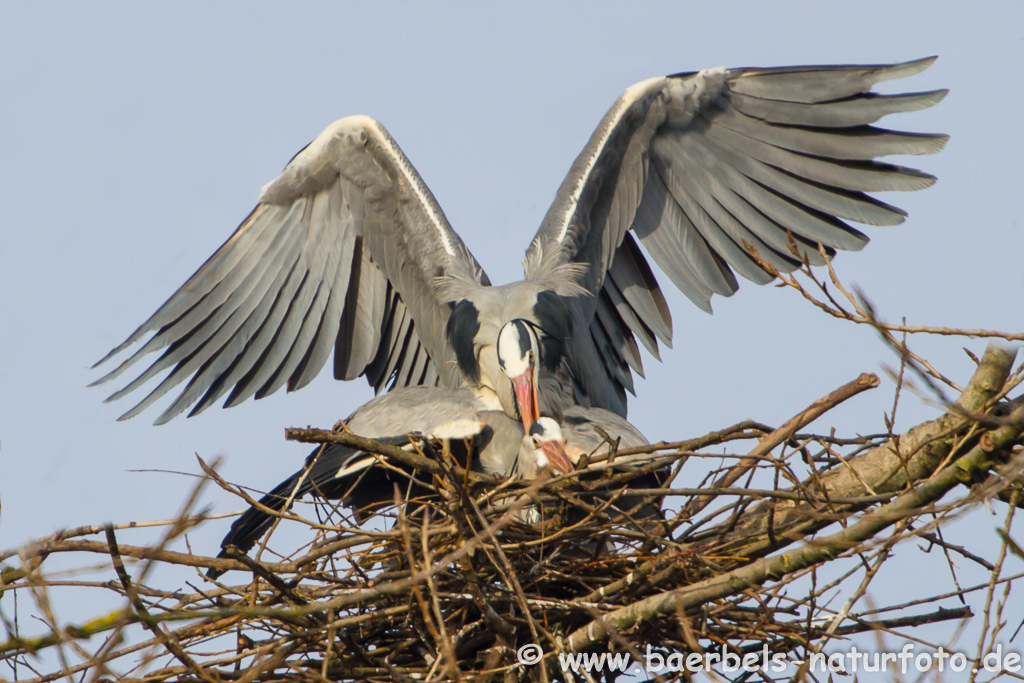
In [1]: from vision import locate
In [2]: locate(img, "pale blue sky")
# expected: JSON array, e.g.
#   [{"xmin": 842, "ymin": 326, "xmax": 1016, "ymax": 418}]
[{"xmin": 2, "ymin": 0, "xmax": 1022, "ymax": 664}]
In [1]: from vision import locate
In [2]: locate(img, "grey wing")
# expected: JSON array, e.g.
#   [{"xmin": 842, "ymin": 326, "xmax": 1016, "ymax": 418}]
[
  {"xmin": 345, "ymin": 386, "xmax": 484, "ymax": 437},
  {"xmin": 92, "ymin": 117, "xmax": 488, "ymax": 424},
  {"xmin": 475, "ymin": 411, "xmax": 529, "ymax": 478},
  {"xmin": 524, "ymin": 57, "xmax": 946, "ymax": 415},
  {"xmin": 562, "ymin": 406, "xmax": 649, "ymax": 455},
  {"xmin": 348, "ymin": 389, "xmax": 522, "ymax": 476}
]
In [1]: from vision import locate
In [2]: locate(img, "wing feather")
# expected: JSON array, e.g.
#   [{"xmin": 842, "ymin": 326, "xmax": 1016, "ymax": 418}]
[
  {"xmin": 724, "ymin": 56, "xmax": 938, "ymax": 102},
  {"xmin": 421, "ymin": 360, "xmax": 439, "ymax": 388},
  {"xmin": 729, "ymin": 90, "xmax": 947, "ymax": 128},
  {"xmin": 705, "ymin": 124, "xmax": 930, "ymax": 220},
  {"xmin": 707, "ymin": 120, "xmax": 936, "ymax": 193},
  {"xmin": 108, "ymin": 205, "xmax": 309, "ymax": 420},
  {"xmin": 364, "ymin": 288, "xmax": 402, "ymax": 390},
  {"xmin": 715, "ymin": 109, "xmax": 947, "ymax": 160},
  {"xmin": 526, "ymin": 58, "xmax": 945, "ymax": 416},
  {"xmin": 604, "ymin": 274, "xmax": 659, "ymax": 361},
  {"xmin": 94, "ymin": 202, "xmax": 304, "ymax": 391},
  {"xmin": 595, "ymin": 290, "xmax": 644, "ymax": 377},
  {"xmin": 656, "ymin": 151, "xmax": 810, "ymax": 273},
  {"xmin": 379, "ymin": 309, "xmax": 415, "ymax": 391},
  {"xmin": 253, "ymin": 203, "xmax": 345, "ymax": 399},
  {"xmin": 333, "ymin": 240, "xmax": 388, "ymax": 380},
  {"xmin": 612, "ymin": 235, "xmax": 672, "ymax": 340},
  {"xmin": 169, "ymin": 191, "xmax": 335, "ymax": 418},
  {"xmin": 93, "ymin": 204, "xmax": 281, "ymax": 370},
  {"xmin": 289, "ymin": 182, "xmax": 358, "ymax": 391},
  {"xmin": 592, "ymin": 317, "xmax": 634, "ymax": 394},
  {"xmin": 605, "ymin": 234, "xmax": 670, "ymax": 357},
  {"xmin": 95, "ymin": 117, "xmax": 486, "ymax": 421}
]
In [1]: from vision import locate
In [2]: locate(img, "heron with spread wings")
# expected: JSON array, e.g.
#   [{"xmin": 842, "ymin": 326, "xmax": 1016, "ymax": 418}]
[{"xmin": 92, "ymin": 58, "xmax": 946, "ymax": 428}]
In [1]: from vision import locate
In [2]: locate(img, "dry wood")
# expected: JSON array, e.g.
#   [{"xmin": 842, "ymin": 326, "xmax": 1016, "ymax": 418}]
[{"xmin": 3, "ymin": 340, "xmax": 1023, "ymax": 682}]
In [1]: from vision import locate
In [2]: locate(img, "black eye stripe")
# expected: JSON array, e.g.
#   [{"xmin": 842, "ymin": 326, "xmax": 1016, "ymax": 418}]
[
  {"xmin": 512, "ymin": 319, "xmax": 533, "ymax": 358},
  {"xmin": 510, "ymin": 318, "xmax": 564, "ymax": 355}
]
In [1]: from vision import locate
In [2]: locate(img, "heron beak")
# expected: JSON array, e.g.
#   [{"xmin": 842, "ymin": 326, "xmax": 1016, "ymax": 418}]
[
  {"xmin": 510, "ymin": 368, "xmax": 540, "ymax": 433},
  {"xmin": 541, "ymin": 439, "xmax": 574, "ymax": 474}
]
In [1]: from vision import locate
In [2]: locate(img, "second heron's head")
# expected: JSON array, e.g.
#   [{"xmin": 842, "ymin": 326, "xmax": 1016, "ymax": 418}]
[{"xmin": 523, "ymin": 417, "xmax": 574, "ymax": 475}]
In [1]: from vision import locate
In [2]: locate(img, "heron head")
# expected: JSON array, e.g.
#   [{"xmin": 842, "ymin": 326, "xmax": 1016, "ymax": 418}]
[
  {"xmin": 526, "ymin": 417, "xmax": 574, "ymax": 475},
  {"xmin": 497, "ymin": 319, "xmax": 541, "ymax": 432}
]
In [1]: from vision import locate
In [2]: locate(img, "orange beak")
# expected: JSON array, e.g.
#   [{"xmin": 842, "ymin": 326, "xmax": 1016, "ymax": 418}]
[
  {"xmin": 510, "ymin": 368, "xmax": 540, "ymax": 433},
  {"xmin": 541, "ymin": 438, "xmax": 574, "ymax": 474}
]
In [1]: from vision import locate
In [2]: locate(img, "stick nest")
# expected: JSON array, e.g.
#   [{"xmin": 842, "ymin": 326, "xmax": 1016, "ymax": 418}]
[{"xmin": 4, "ymin": 342, "xmax": 1024, "ymax": 682}]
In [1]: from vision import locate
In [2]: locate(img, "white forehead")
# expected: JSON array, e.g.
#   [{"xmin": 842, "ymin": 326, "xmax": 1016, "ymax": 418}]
[
  {"xmin": 532, "ymin": 417, "xmax": 563, "ymax": 442},
  {"xmin": 496, "ymin": 320, "xmax": 534, "ymax": 378}
]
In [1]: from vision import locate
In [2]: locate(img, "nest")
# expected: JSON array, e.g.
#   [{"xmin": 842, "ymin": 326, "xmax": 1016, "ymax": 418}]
[{"xmin": 3, "ymin": 342, "xmax": 1024, "ymax": 682}]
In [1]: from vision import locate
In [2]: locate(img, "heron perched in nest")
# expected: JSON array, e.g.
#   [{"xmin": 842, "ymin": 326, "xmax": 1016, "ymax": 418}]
[{"xmin": 94, "ymin": 60, "xmax": 945, "ymax": 430}]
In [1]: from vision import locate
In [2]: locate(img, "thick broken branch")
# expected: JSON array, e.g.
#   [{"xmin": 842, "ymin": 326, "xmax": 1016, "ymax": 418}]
[{"xmin": 721, "ymin": 344, "xmax": 1017, "ymax": 554}]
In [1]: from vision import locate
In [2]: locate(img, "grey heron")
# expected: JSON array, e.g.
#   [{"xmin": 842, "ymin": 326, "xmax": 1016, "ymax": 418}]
[
  {"xmin": 208, "ymin": 385, "xmax": 573, "ymax": 578},
  {"xmin": 92, "ymin": 58, "xmax": 947, "ymax": 424},
  {"xmin": 497, "ymin": 320, "xmax": 668, "ymax": 527},
  {"xmin": 530, "ymin": 414, "xmax": 666, "ymax": 527}
]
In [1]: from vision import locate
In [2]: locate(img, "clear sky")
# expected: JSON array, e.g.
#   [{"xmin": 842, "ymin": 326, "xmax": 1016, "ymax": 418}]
[{"xmin": 2, "ymin": 0, "xmax": 1022, "ymax": 663}]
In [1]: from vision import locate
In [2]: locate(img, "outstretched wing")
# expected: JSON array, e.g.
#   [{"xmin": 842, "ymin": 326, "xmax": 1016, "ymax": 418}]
[
  {"xmin": 525, "ymin": 58, "xmax": 947, "ymax": 414},
  {"xmin": 93, "ymin": 116, "xmax": 488, "ymax": 424}
]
